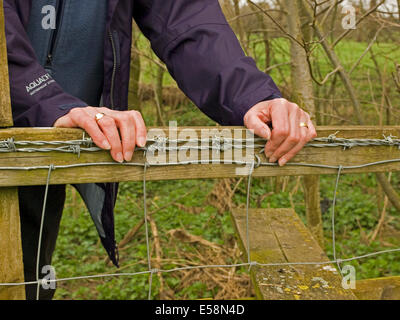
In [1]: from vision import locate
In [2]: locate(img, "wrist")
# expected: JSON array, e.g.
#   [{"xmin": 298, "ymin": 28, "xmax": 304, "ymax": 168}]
[{"xmin": 53, "ymin": 104, "xmax": 88, "ymax": 127}]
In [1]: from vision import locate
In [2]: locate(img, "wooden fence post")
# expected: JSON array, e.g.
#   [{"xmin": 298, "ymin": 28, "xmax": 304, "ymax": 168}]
[{"xmin": 0, "ymin": 0, "xmax": 26, "ymax": 300}]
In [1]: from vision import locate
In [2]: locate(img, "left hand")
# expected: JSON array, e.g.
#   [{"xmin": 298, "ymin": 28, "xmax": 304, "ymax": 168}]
[
  {"xmin": 54, "ymin": 107, "xmax": 147, "ymax": 163},
  {"xmin": 244, "ymin": 98, "xmax": 317, "ymax": 166}
]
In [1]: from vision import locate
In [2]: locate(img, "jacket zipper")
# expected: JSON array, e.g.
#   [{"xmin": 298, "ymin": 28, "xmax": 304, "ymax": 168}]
[
  {"xmin": 46, "ymin": 0, "xmax": 65, "ymax": 68},
  {"xmin": 108, "ymin": 30, "xmax": 117, "ymax": 110}
]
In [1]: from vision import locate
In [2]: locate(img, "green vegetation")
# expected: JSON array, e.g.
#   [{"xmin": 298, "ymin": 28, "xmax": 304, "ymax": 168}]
[{"xmin": 53, "ymin": 38, "xmax": 400, "ymax": 300}]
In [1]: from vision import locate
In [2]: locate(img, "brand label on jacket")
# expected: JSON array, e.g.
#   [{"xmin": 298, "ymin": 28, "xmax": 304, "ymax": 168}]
[{"xmin": 26, "ymin": 73, "xmax": 55, "ymax": 96}]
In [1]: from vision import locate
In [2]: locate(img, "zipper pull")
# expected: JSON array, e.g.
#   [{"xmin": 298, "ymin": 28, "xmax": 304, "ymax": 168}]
[{"xmin": 46, "ymin": 54, "xmax": 53, "ymax": 67}]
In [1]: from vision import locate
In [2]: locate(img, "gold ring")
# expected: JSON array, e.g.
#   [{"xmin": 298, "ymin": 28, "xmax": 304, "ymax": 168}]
[
  {"xmin": 95, "ymin": 113, "xmax": 105, "ymax": 122},
  {"xmin": 299, "ymin": 122, "xmax": 308, "ymax": 129}
]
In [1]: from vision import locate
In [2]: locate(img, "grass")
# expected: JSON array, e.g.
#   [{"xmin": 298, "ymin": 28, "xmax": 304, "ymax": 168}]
[
  {"xmin": 52, "ymin": 36, "xmax": 400, "ymax": 299},
  {"xmin": 53, "ymin": 172, "xmax": 400, "ymax": 299}
]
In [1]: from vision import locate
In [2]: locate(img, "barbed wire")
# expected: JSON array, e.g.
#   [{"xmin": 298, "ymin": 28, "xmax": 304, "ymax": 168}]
[
  {"xmin": 1, "ymin": 132, "xmax": 400, "ymax": 155},
  {"xmin": 0, "ymin": 133, "xmax": 400, "ymax": 300}
]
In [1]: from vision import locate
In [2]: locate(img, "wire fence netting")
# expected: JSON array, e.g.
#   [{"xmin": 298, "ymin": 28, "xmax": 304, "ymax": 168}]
[{"xmin": 1, "ymin": 132, "xmax": 400, "ymax": 300}]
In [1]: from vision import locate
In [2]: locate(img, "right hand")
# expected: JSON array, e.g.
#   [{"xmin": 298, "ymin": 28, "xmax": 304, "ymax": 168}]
[
  {"xmin": 244, "ymin": 98, "xmax": 317, "ymax": 166},
  {"xmin": 54, "ymin": 106, "xmax": 147, "ymax": 163}
]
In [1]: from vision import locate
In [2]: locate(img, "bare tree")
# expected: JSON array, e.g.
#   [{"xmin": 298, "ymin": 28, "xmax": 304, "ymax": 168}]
[
  {"xmin": 285, "ymin": 0, "xmax": 324, "ymax": 247},
  {"xmin": 398, "ymin": 0, "xmax": 400, "ymax": 21},
  {"xmin": 128, "ymin": 24, "xmax": 141, "ymax": 111}
]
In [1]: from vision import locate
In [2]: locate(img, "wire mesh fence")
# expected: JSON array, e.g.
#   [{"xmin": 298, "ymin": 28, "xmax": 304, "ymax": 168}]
[{"xmin": 1, "ymin": 133, "xmax": 400, "ymax": 300}]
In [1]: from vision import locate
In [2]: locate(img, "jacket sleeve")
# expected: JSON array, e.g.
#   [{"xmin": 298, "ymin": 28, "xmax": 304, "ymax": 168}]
[
  {"xmin": 133, "ymin": 0, "xmax": 281, "ymax": 125},
  {"xmin": 4, "ymin": 0, "xmax": 88, "ymax": 127}
]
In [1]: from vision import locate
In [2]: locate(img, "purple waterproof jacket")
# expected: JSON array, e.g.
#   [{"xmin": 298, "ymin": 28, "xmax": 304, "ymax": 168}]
[{"xmin": 4, "ymin": 0, "xmax": 281, "ymax": 266}]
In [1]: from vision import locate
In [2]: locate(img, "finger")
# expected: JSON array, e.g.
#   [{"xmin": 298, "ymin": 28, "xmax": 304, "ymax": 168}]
[
  {"xmin": 97, "ymin": 116, "xmax": 124, "ymax": 163},
  {"xmin": 264, "ymin": 101, "xmax": 290, "ymax": 158},
  {"xmin": 278, "ymin": 121, "xmax": 309, "ymax": 166},
  {"xmin": 307, "ymin": 116, "xmax": 318, "ymax": 139},
  {"xmin": 268, "ymin": 105, "xmax": 302, "ymax": 163},
  {"xmin": 68, "ymin": 109, "xmax": 111, "ymax": 150},
  {"xmin": 244, "ymin": 112, "xmax": 271, "ymax": 140},
  {"xmin": 114, "ymin": 113, "xmax": 136, "ymax": 162},
  {"xmin": 131, "ymin": 111, "xmax": 147, "ymax": 147}
]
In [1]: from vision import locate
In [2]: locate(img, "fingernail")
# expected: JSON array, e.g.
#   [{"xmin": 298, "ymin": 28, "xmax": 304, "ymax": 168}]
[
  {"xmin": 116, "ymin": 152, "xmax": 124, "ymax": 163},
  {"xmin": 124, "ymin": 151, "xmax": 133, "ymax": 162},
  {"xmin": 269, "ymin": 156, "xmax": 277, "ymax": 163},
  {"xmin": 279, "ymin": 158, "xmax": 287, "ymax": 167},
  {"xmin": 102, "ymin": 140, "xmax": 111, "ymax": 150},
  {"xmin": 138, "ymin": 137, "xmax": 147, "ymax": 148},
  {"xmin": 265, "ymin": 150, "xmax": 272, "ymax": 158}
]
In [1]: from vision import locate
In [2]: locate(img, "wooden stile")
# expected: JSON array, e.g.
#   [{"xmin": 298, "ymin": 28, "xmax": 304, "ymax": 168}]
[
  {"xmin": 1, "ymin": 125, "xmax": 399, "ymax": 299},
  {"xmin": 0, "ymin": 0, "xmax": 398, "ymax": 300},
  {"xmin": 353, "ymin": 276, "xmax": 400, "ymax": 300},
  {"xmin": 231, "ymin": 208, "xmax": 357, "ymax": 300}
]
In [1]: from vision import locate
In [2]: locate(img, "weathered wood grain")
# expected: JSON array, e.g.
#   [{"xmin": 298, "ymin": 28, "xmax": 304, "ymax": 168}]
[
  {"xmin": 3, "ymin": 125, "xmax": 400, "ymax": 140},
  {"xmin": 0, "ymin": 0, "xmax": 12, "ymax": 127},
  {"xmin": 231, "ymin": 208, "xmax": 357, "ymax": 300},
  {"xmin": 0, "ymin": 127, "xmax": 400, "ymax": 186},
  {"xmin": 0, "ymin": 188, "xmax": 25, "ymax": 300},
  {"xmin": 352, "ymin": 276, "xmax": 400, "ymax": 300},
  {"xmin": 0, "ymin": 0, "xmax": 25, "ymax": 299}
]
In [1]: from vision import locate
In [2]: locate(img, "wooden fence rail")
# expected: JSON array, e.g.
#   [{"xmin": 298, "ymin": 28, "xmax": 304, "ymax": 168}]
[{"xmin": 1, "ymin": 126, "xmax": 400, "ymax": 187}]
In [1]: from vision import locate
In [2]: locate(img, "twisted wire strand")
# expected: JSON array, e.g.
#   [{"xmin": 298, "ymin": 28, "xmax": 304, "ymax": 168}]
[
  {"xmin": 3, "ymin": 248, "xmax": 400, "ymax": 288},
  {"xmin": 246, "ymin": 161, "xmax": 256, "ymax": 266},
  {"xmin": 1, "ymin": 156, "xmax": 400, "ymax": 172},
  {"xmin": 35, "ymin": 165, "xmax": 54, "ymax": 300},
  {"xmin": 142, "ymin": 159, "xmax": 154, "ymax": 300},
  {"xmin": 332, "ymin": 166, "xmax": 343, "ymax": 273},
  {"xmin": 2, "ymin": 133, "xmax": 400, "ymax": 155}
]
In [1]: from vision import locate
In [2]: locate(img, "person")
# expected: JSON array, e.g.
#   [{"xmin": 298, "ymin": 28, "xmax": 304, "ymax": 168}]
[{"xmin": 4, "ymin": 0, "xmax": 317, "ymax": 300}]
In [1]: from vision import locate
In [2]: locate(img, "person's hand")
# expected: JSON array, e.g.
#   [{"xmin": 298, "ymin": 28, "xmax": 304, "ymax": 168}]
[
  {"xmin": 244, "ymin": 98, "xmax": 317, "ymax": 166},
  {"xmin": 54, "ymin": 107, "xmax": 147, "ymax": 163}
]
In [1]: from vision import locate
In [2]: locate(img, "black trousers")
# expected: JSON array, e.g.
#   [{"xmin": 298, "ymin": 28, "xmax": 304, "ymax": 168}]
[{"xmin": 18, "ymin": 185, "xmax": 66, "ymax": 300}]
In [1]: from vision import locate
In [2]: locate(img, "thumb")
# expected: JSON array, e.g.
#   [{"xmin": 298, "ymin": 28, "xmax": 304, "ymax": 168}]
[
  {"xmin": 244, "ymin": 113, "xmax": 271, "ymax": 140},
  {"xmin": 53, "ymin": 114, "xmax": 74, "ymax": 127}
]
